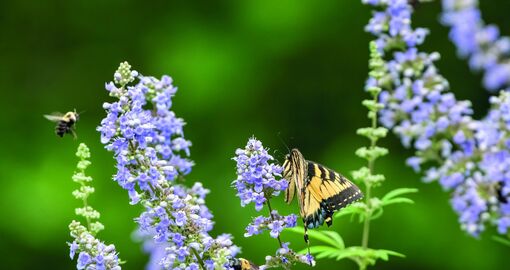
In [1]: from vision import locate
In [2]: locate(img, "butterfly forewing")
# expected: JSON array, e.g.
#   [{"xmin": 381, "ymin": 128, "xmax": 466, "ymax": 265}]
[
  {"xmin": 283, "ymin": 159, "xmax": 296, "ymax": 204},
  {"xmin": 283, "ymin": 149, "xmax": 363, "ymax": 230}
]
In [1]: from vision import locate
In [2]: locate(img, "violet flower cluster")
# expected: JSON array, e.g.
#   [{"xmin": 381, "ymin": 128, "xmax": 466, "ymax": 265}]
[
  {"xmin": 441, "ymin": 0, "xmax": 510, "ymax": 91},
  {"xmin": 233, "ymin": 138, "xmax": 288, "ymax": 210},
  {"xmin": 98, "ymin": 62, "xmax": 238, "ymax": 269},
  {"xmin": 244, "ymin": 211, "xmax": 297, "ymax": 238},
  {"xmin": 363, "ymin": 0, "xmax": 510, "ymax": 237},
  {"xmin": 233, "ymin": 138, "xmax": 314, "ymax": 269},
  {"xmin": 69, "ymin": 143, "xmax": 122, "ymax": 270},
  {"xmin": 69, "ymin": 222, "xmax": 122, "ymax": 270}
]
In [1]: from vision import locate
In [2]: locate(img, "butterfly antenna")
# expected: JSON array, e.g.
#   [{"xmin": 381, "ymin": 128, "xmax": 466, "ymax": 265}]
[{"xmin": 277, "ymin": 132, "xmax": 291, "ymax": 153}]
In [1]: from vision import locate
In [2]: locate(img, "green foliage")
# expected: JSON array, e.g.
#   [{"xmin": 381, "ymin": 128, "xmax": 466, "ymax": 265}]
[
  {"xmin": 304, "ymin": 246, "xmax": 404, "ymax": 267},
  {"xmin": 492, "ymin": 236, "xmax": 510, "ymax": 247},
  {"xmin": 5, "ymin": 1, "xmax": 510, "ymax": 269},
  {"xmin": 288, "ymin": 41, "xmax": 417, "ymax": 270},
  {"xmin": 286, "ymin": 227, "xmax": 344, "ymax": 250},
  {"xmin": 287, "ymin": 226, "xmax": 404, "ymax": 269},
  {"xmin": 381, "ymin": 188, "xmax": 418, "ymax": 207},
  {"xmin": 71, "ymin": 143, "xmax": 104, "ymax": 235}
]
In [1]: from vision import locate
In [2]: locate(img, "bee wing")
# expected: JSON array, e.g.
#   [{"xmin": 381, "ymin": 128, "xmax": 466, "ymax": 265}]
[{"xmin": 44, "ymin": 113, "xmax": 63, "ymax": 122}]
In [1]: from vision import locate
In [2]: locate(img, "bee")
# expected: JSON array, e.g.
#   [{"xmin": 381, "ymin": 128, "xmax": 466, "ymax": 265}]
[
  {"xmin": 282, "ymin": 149, "xmax": 363, "ymax": 246},
  {"xmin": 229, "ymin": 258, "xmax": 259, "ymax": 270},
  {"xmin": 44, "ymin": 110, "xmax": 79, "ymax": 138}
]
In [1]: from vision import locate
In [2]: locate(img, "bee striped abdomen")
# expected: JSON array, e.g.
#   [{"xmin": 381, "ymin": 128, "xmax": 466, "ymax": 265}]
[
  {"xmin": 45, "ymin": 111, "xmax": 79, "ymax": 138},
  {"xmin": 56, "ymin": 120, "xmax": 73, "ymax": 137}
]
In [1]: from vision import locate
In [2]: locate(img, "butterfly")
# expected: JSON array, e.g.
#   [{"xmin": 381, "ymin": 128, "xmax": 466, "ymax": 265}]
[{"xmin": 282, "ymin": 148, "xmax": 363, "ymax": 245}]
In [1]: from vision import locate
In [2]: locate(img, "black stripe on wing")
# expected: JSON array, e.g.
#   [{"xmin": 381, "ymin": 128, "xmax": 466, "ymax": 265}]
[{"xmin": 304, "ymin": 162, "xmax": 363, "ymax": 229}]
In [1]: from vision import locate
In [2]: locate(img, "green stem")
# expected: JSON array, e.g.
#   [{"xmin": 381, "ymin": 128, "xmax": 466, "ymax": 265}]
[
  {"xmin": 361, "ymin": 91, "xmax": 379, "ymax": 251},
  {"xmin": 80, "ymin": 173, "xmax": 92, "ymax": 232},
  {"xmin": 265, "ymin": 197, "xmax": 283, "ymax": 248},
  {"xmin": 191, "ymin": 247, "xmax": 206, "ymax": 270},
  {"xmin": 361, "ymin": 182, "xmax": 372, "ymax": 249}
]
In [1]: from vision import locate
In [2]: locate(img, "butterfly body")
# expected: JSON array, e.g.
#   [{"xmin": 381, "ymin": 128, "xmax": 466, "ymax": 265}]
[{"xmin": 283, "ymin": 149, "xmax": 363, "ymax": 240}]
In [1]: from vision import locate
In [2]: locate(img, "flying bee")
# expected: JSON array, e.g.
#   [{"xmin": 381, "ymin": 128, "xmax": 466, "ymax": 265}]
[{"xmin": 44, "ymin": 110, "xmax": 79, "ymax": 138}]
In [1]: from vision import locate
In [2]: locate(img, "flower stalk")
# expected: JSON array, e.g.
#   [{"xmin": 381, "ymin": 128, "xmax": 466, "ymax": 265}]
[
  {"xmin": 233, "ymin": 138, "xmax": 314, "ymax": 269},
  {"xmin": 99, "ymin": 62, "xmax": 238, "ymax": 269},
  {"xmin": 68, "ymin": 143, "xmax": 122, "ymax": 270},
  {"xmin": 364, "ymin": 0, "xmax": 510, "ymax": 238}
]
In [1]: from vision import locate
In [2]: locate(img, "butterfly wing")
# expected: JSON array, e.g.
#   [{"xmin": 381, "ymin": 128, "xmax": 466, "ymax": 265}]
[
  {"xmin": 283, "ymin": 159, "xmax": 296, "ymax": 204},
  {"xmin": 302, "ymin": 161, "xmax": 363, "ymax": 229},
  {"xmin": 284, "ymin": 174, "xmax": 296, "ymax": 204},
  {"xmin": 283, "ymin": 149, "xmax": 308, "ymax": 217}
]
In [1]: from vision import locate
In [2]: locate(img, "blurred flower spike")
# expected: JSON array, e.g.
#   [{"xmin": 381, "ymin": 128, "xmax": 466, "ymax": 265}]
[
  {"xmin": 98, "ymin": 62, "xmax": 238, "ymax": 269},
  {"xmin": 68, "ymin": 143, "xmax": 122, "ymax": 270},
  {"xmin": 364, "ymin": 0, "xmax": 510, "ymax": 237}
]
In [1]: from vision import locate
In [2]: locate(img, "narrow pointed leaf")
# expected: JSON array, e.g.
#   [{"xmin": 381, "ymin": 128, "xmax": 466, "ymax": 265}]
[
  {"xmin": 285, "ymin": 227, "xmax": 339, "ymax": 248},
  {"xmin": 382, "ymin": 188, "xmax": 418, "ymax": 201},
  {"xmin": 297, "ymin": 245, "xmax": 335, "ymax": 255},
  {"xmin": 321, "ymin": 230, "xmax": 345, "ymax": 249},
  {"xmin": 382, "ymin": 197, "xmax": 414, "ymax": 206}
]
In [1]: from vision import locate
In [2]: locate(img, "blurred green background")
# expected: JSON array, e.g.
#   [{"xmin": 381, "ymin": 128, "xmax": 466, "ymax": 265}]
[{"xmin": 1, "ymin": 0, "xmax": 509, "ymax": 269}]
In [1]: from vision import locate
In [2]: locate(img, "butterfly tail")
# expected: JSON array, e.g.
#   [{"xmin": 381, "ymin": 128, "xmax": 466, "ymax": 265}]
[{"xmin": 303, "ymin": 226, "xmax": 312, "ymax": 266}]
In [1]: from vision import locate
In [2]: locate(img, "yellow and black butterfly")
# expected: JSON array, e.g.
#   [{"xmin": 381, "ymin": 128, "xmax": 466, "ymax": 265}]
[{"xmin": 282, "ymin": 149, "xmax": 363, "ymax": 244}]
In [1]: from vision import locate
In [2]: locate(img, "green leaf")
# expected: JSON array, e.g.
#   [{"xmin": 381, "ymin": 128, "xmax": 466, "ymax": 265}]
[
  {"xmin": 333, "ymin": 247, "xmax": 364, "ymax": 261},
  {"xmin": 334, "ymin": 202, "xmax": 366, "ymax": 221},
  {"xmin": 316, "ymin": 248, "xmax": 340, "ymax": 259},
  {"xmin": 373, "ymin": 249, "xmax": 405, "ymax": 260},
  {"xmin": 284, "ymin": 226, "xmax": 304, "ymax": 235},
  {"xmin": 382, "ymin": 188, "xmax": 418, "ymax": 201},
  {"xmin": 285, "ymin": 227, "xmax": 342, "ymax": 248},
  {"xmin": 302, "ymin": 245, "xmax": 404, "ymax": 265},
  {"xmin": 492, "ymin": 235, "xmax": 510, "ymax": 247},
  {"xmin": 382, "ymin": 197, "xmax": 415, "ymax": 206},
  {"xmin": 370, "ymin": 207, "xmax": 384, "ymax": 220},
  {"xmin": 334, "ymin": 247, "xmax": 405, "ymax": 264},
  {"xmin": 381, "ymin": 188, "xmax": 418, "ymax": 207},
  {"xmin": 297, "ymin": 245, "xmax": 336, "ymax": 255},
  {"xmin": 321, "ymin": 230, "xmax": 345, "ymax": 249}
]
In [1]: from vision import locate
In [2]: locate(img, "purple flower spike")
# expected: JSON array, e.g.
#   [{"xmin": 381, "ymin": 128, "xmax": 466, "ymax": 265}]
[{"xmin": 364, "ymin": 0, "xmax": 510, "ymax": 237}]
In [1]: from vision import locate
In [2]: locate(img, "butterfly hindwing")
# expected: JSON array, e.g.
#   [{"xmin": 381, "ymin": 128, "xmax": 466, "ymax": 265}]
[{"xmin": 303, "ymin": 161, "xmax": 363, "ymax": 229}]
